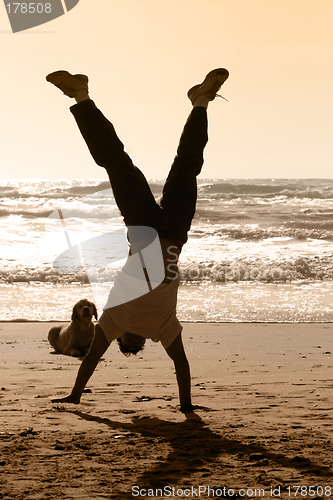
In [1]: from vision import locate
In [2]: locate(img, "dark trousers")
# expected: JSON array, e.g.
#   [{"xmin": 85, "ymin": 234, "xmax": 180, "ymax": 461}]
[{"xmin": 70, "ymin": 100, "xmax": 208, "ymax": 249}]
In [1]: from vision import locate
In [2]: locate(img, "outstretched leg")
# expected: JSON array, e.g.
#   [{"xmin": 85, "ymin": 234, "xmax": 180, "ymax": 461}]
[
  {"xmin": 71, "ymin": 100, "xmax": 163, "ymax": 232},
  {"xmin": 46, "ymin": 71, "xmax": 163, "ymax": 233},
  {"xmin": 160, "ymin": 68, "xmax": 229, "ymax": 248},
  {"xmin": 160, "ymin": 107, "xmax": 208, "ymax": 248}
]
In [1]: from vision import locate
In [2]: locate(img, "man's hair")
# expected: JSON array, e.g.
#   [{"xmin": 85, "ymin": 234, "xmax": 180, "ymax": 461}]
[{"xmin": 116, "ymin": 337, "xmax": 145, "ymax": 357}]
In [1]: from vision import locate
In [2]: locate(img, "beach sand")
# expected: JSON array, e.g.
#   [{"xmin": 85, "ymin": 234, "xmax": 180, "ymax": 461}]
[{"xmin": 1, "ymin": 322, "xmax": 333, "ymax": 499}]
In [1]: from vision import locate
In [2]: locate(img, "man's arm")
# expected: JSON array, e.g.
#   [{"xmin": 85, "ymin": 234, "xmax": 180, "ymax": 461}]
[
  {"xmin": 165, "ymin": 332, "xmax": 192, "ymax": 412},
  {"xmin": 51, "ymin": 324, "xmax": 110, "ymax": 404}
]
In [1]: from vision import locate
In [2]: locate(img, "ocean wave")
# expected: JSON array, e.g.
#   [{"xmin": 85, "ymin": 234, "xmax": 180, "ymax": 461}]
[
  {"xmin": 65, "ymin": 181, "xmax": 111, "ymax": 195},
  {"xmin": 191, "ymin": 225, "xmax": 333, "ymax": 241},
  {"xmin": 197, "ymin": 180, "xmax": 333, "ymax": 200},
  {"xmin": 0, "ymin": 267, "xmax": 117, "ymax": 285},
  {"xmin": 0, "ymin": 208, "xmax": 54, "ymax": 219},
  {"xmin": 0, "ymin": 180, "xmax": 110, "ymax": 200},
  {"xmin": 286, "ymin": 220, "xmax": 333, "ymax": 230},
  {"xmin": 2, "ymin": 255, "xmax": 333, "ymax": 285},
  {"xmin": 179, "ymin": 257, "xmax": 333, "ymax": 283},
  {"xmin": 0, "ymin": 187, "xmax": 21, "ymax": 198}
]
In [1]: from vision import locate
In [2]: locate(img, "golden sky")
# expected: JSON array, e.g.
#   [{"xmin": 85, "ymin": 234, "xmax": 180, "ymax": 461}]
[{"xmin": 1, "ymin": 0, "xmax": 332, "ymax": 179}]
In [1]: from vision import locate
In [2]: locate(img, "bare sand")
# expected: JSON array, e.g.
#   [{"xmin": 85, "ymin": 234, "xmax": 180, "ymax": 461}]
[{"xmin": 1, "ymin": 322, "xmax": 333, "ymax": 499}]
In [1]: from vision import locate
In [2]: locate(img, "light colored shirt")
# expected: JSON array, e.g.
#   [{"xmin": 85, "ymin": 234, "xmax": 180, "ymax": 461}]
[{"xmin": 98, "ymin": 272, "xmax": 182, "ymax": 349}]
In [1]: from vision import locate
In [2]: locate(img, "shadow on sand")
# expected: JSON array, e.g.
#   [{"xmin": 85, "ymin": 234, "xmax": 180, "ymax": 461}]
[{"xmin": 56, "ymin": 407, "xmax": 333, "ymax": 498}]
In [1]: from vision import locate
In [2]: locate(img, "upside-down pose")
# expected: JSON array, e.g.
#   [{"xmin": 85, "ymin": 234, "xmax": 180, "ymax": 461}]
[{"xmin": 47, "ymin": 68, "xmax": 229, "ymax": 412}]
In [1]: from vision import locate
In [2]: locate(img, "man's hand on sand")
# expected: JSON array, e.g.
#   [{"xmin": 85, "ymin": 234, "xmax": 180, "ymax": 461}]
[{"xmin": 51, "ymin": 395, "xmax": 80, "ymax": 404}]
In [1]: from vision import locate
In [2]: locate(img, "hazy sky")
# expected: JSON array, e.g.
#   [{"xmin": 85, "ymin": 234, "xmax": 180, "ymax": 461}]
[{"xmin": 1, "ymin": 0, "xmax": 332, "ymax": 179}]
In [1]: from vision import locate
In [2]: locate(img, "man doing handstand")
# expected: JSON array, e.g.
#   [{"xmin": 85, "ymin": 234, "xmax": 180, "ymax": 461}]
[{"xmin": 47, "ymin": 68, "xmax": 229, "ymax": 412}]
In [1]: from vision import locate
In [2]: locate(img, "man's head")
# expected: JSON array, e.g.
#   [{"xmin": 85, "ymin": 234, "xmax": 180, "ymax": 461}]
[{"xmin": 117, "ymin": 332, "xmax": 146, "ymax": 356}]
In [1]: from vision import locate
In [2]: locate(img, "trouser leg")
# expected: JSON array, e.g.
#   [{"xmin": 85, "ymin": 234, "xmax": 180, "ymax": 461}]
[
  {"xmin": 159, "ymin": 106, "xmax": 208, "ymax": 247},
  {"xmin": 70, "ymin": 100, "xmax": 163, "ymax": 232}
]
